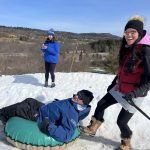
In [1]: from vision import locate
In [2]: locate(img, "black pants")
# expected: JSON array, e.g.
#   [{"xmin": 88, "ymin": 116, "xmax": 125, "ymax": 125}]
[
  {"xmin": 0, "ymin": 98, "xmax": 44, "ymax": 122},
  {"xmin": 93, "ymin": 93, "xmax": 133, "ymax": 138},
  {"xmin": 45, "ymin": 62, "xmax": 56, "ymax": 82}
]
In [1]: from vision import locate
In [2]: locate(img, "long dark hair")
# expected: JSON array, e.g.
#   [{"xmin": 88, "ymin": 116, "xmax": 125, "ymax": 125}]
[{"xmin": 118, "ymin": 37, "xmax": 128, "ymax": 65}]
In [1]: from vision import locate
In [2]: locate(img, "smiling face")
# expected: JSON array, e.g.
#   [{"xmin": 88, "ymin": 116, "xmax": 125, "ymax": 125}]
[{"xmin": 124, "ymin": 28, "xmax": 139, "ymax": 45}]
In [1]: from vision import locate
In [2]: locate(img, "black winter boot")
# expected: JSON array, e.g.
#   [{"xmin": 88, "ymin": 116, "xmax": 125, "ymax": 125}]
[
  {"xmin": 44, "ymin": 81, "xmax": 48, "ymax": 87},
  {"xmin": 50, "ymin": 82, "xmax": 55, "ymax": 88}
]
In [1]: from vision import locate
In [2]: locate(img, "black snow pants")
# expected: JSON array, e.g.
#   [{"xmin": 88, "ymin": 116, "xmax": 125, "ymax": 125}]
[
  {"xmin": 45, "ymin": 61, "xmax": 56, "ymax": 82},
  {"xmin": 0, "ymin": 98, "xmax": 44, "ymax": 122},
  {"xmin": 93, "ymin": 92, "xmax": 133, "ymax": 138}
]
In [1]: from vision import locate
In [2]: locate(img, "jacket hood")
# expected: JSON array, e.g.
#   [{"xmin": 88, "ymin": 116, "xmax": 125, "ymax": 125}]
[{"xmin": 138, "ymin": 30, "xmax": 150, "ymax": 46}]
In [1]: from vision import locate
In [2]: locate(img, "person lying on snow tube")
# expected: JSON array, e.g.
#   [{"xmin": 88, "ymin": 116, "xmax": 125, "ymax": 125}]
[{"xmin": 0, "ymin": 89, "xmax": 94, "ymax": 143}]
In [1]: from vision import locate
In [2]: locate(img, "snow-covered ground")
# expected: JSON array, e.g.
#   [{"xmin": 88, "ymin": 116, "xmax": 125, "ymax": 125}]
[{"xmin": 0, "ymin": 72, "xmax": 150, "ymax": 150}]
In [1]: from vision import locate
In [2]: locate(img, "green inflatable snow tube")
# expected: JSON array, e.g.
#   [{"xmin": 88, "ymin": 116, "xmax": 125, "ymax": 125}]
[{"xmin": 5, "ymin": 117, "xmax": 80, "ymax": 150}]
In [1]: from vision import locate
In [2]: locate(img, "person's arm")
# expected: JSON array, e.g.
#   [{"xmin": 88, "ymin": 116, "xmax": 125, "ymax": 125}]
[
  {"xmin": 107, "ymin": 75, "xmax": 118, "ymax": 92},
  {"xmin": 40, "ymin": 40, "xmax": 48, "ymax": 52},
  {"xmin": 46, "ymin": 42, "xmax": 60, "ymax": 55},
  {"xmin": 47, "ymin": 116, "xmax": 76, "ymax": 142}
]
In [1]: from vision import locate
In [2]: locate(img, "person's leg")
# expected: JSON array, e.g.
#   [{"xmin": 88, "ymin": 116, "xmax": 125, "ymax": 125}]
[
  {"xmin": 117, "ymin": 108, "xmax": 133, "ymax": 138},
  {"xmin": 117, "ymin": 108, "xmax": 133, "ymax": 149},
  {"xmin": 0, "ymin": 102, "xmax": 21, "ymax": 124},
  {"xmin": 49, "ymin": 63, "xmax": 56, "ymax": 87},
  {"xmin": 45, "ymin": 62, "xmax": 50, "ymax": 87},
  {"xmin": 0, "ymin": 98, "xmax": 44, "ymax": 124},
  {"xmin": 93, "ymin": 92, "xmax": 118, "ymax": 122},
  {"xmin": 83, "ymin": 93, "xmax": 117, "ymax": 135},
  {"xmin": 15, "ymin": 98, "xmax": 44, "ymax": 121}
]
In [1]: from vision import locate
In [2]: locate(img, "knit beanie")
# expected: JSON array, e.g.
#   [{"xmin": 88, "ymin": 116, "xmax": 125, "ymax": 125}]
[
  {"xmin": 124, "ymin": 16, "xmax": 144, "ymax": 36},
  {"xmin": 77, "ymin": 90, "xmax": 94, "ymax": 105},
  {"xmin": 48, "ymin": 28, "xmax": 55, "ymax": 36}
]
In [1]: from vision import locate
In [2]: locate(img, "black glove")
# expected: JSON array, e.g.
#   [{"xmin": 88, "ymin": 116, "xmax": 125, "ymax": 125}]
[
  {"xmin": 40, "ymin": 117, "xmax": 50, "ymax": 134},
  {"xmin": 123, "ymin": 92, "xmax": 135, "ymax": 105},
  {"xmin": 124, "ymin": 92, "xmax": 135, "ymax": 100}
]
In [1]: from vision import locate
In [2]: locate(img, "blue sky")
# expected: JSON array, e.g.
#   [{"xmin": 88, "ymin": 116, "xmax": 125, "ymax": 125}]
[{"xmin": 0, "ymin": 0, "xmax": 150, "ymax": 36}]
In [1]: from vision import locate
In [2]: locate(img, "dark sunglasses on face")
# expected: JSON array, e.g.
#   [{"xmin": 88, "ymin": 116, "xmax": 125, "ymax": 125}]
[{"xmin": 73, "ymin": 94, "xmax": 82, "ymax": 100}]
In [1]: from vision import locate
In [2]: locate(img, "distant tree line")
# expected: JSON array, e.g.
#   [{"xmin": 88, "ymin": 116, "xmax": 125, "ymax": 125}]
[
  {"xmin": 90, "ymin": 39, "xmax": 121, "ymax": 53},
  {"xmin": 89, "ymin": 39, "xmax": 121, "ymax": 74}
]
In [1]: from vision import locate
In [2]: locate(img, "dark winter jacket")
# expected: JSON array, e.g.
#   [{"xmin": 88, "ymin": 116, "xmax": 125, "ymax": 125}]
[
  {"xmin": 37, "ymin": 98, "xmax": 91, "ymax": 142},
  {"xmin": 118, "ymin": 31, "xmax": 150, "ymax": 97},
  {"xmin": 41, "ymin": 40, "xmax": 60, "ymax": 64}
]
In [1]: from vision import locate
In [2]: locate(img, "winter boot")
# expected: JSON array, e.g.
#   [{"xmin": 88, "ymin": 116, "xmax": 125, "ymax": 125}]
[
  {"xmin": 50, "ymin": 82, "xmax": 55, "ymax": 88},
  {"xmin": 82, "ymin": 117, "xmax": 102, "ymax": 136},
  {"xmin": 44, "ymin": 81, "xmax": 48, "ymax": 87},
  {"xmin": 116, "ymin": 138, "xmax": 131, "ymax": 150}
]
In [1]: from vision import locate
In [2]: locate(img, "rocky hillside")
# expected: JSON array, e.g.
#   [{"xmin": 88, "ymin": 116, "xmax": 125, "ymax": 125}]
[{"xmin": 0, "ymin": 26, "xmax": 120, "ymax": 53}]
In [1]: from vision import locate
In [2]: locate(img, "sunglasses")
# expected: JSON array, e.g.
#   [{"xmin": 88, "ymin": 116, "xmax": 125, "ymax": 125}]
[{"xmin": 73, "ymin": 94, "xmax": 82, "ymax": 100}]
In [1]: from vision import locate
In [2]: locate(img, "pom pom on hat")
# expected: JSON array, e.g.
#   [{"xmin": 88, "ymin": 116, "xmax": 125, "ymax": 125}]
[
  {"xmin": 48, "ymin": 28, "xmax": 55, "ymax": 36},
  {"xmin": 124, "ymin": 15, "xmax": 144, "ymax": 35},
  {"xmin": 77, "ymin": 90, "xmax": 94, "ymax": 105}
]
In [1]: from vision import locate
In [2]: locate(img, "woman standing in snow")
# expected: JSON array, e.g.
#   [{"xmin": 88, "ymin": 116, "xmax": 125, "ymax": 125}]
[
  {"xmin": 82, "ymin": 16, "xmax": 150, "ymax": 150},
  {"xmin": 41, "ymin": 28, "xmax": 60, "ymax": 88}
]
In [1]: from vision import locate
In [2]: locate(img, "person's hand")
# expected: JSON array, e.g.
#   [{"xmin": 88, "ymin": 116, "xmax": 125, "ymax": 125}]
[
  {"xmin": 40, "ymin": 117, "xmax": 49, "ymax": 134},
  {"xmin": 124, "ymin": 92, "xmax": 135, "ymax": 100},
  {"xmin": 123, "ymin": 92, "xmax": 135, "ymax": 105},
  {"xmin": 41, "ymin": 44, "xmax": 48, "ymax": 49}
]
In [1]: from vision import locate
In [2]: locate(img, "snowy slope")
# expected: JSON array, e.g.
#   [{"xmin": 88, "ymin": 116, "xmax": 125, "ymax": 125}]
[{"xmin": 0, "ymin": 72, "xmax": 150, "ymax": 150}]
